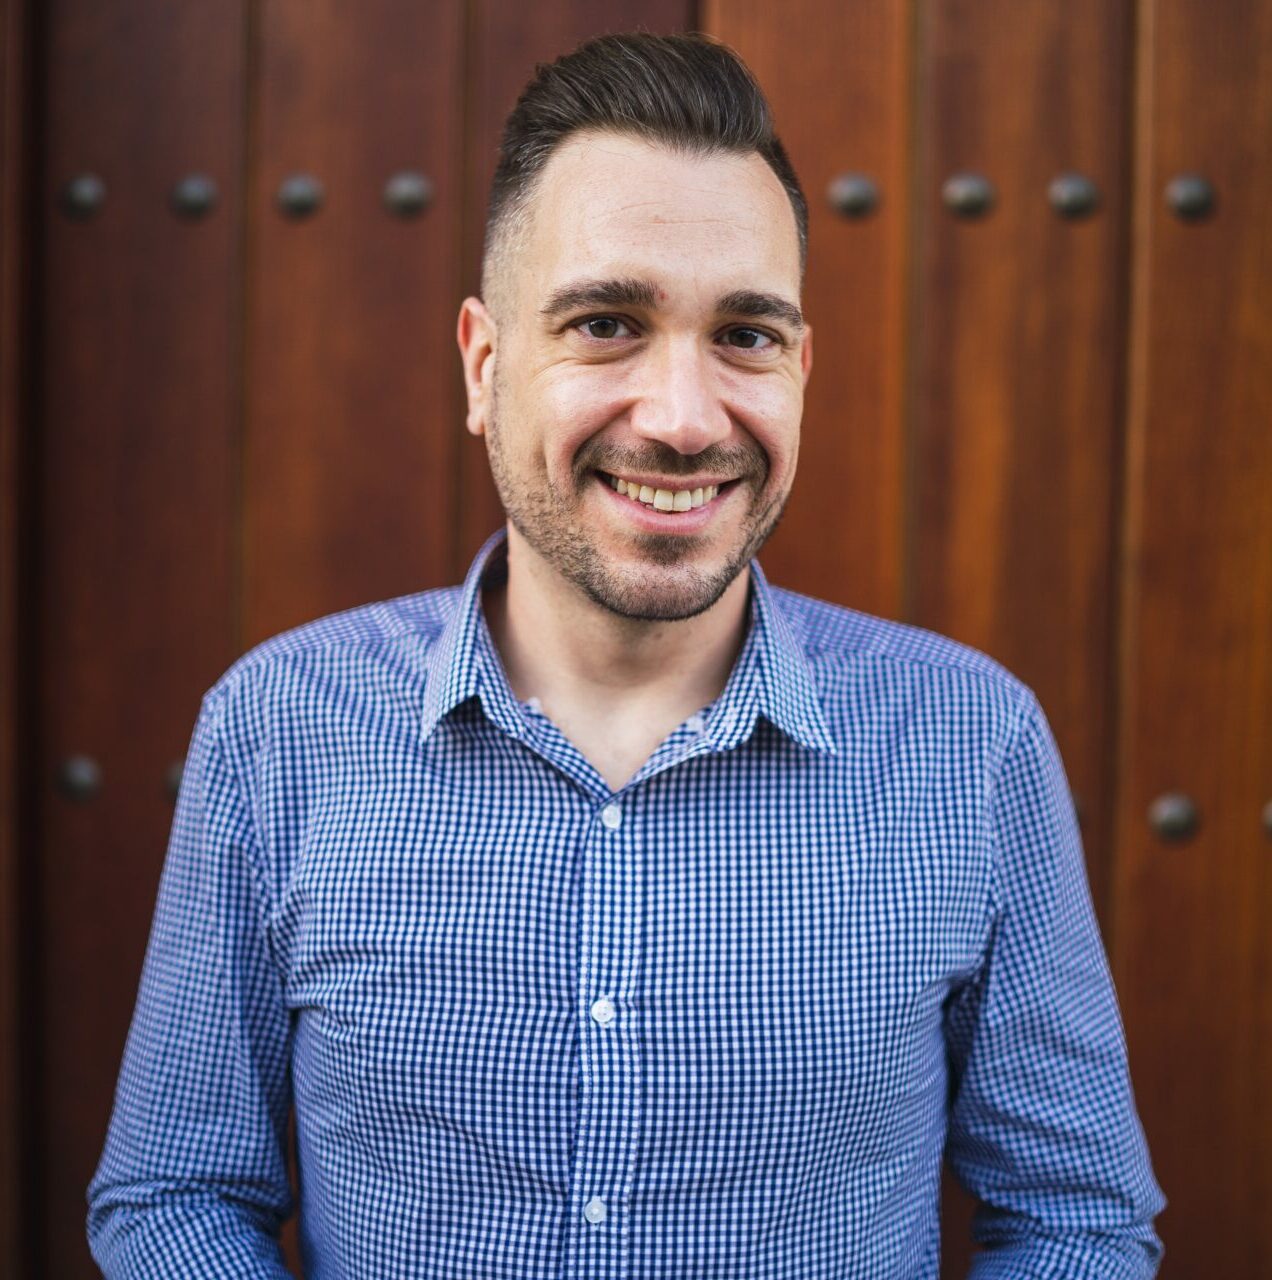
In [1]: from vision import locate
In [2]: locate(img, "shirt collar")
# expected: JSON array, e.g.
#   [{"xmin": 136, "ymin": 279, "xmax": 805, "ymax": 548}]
[
  {"xmin": 418, "ymin": 528, "xmax": 508, "ymax": 743},
  {"xmin": 740, "ymin": 556, "xmax": 839, "ymax": 756},
  {"xmin": 419, "ymin": 528, "xmax": 837, "ymax": 757}
]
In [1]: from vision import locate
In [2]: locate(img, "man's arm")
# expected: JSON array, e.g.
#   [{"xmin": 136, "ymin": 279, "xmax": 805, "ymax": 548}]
[
  {"xmin": 87, "ymin": 687, "xmax": 296, "ymax": 1278},
  {"xmin": 943, "ymin": 690, "xmax": 1166, "ymax": 1278}
]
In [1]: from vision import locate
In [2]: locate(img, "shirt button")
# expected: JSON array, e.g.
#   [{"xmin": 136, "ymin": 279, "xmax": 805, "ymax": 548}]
[
  {"xmin": 686, "ymin": 712, "xmax": 706, "ymax": 734},
  {"xmin": 600, "ymin": 803, "xmax": 622, "ymax": 830},
  {"xmin": 591, "ymin": 995, "xmax": 616, "ymax": 1025},
  {"xmin": 583, "ymin": 1197, "xmax": 606, "ymax": 1224}
]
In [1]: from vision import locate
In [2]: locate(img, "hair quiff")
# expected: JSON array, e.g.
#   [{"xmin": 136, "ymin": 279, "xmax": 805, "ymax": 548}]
[{"xmin": 480, "ymin": 31, "xmax": 808, "ymax": 312}]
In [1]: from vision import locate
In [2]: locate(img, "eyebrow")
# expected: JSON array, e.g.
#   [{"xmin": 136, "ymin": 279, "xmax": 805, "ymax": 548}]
[
  {"xmin": 540, "ymin": 277, "xmax": 661, "ymax": 319},
  {"xmin": 716, "ymin": 289, "xmax": 805, "ymax": 334},
  {"xmin": 539, "ymin": 277, "xmax": 805, "ymax": 334}
]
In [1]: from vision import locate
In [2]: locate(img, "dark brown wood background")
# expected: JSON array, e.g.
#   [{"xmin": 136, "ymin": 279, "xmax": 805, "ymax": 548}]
[{"xmin": 2, "ymin": 1, "xmax": 1269, "ymax": 1276}]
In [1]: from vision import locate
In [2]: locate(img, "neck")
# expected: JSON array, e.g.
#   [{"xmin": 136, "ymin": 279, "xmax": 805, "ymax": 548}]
[{"xmin": 483, "ymin": 525, "xmax": 752, "ymax": 722}]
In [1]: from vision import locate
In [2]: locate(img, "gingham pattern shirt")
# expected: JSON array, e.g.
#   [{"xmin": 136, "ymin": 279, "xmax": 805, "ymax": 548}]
[{"xmin": 88, "ymin": 529, "xmax": 1165, "ymax": 1279}]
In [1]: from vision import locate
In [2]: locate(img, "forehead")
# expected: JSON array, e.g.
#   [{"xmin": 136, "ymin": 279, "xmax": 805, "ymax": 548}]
[{"xmin": 518, "ymin": 130, "xmax": 802, "ymax": 303}]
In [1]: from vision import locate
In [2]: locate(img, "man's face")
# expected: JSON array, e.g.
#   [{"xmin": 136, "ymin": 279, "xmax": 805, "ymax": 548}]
[{"xmin": 459, "ymin": 130, "xmax": 812, "ymax": 622}]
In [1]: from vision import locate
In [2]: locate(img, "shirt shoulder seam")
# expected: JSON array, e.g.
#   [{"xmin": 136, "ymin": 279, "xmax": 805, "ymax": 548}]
[
  {"xmin": 197, "ymin": 689, "xmax": 281, "ymax": 962},
  {"xmin": 983, "ymin": 686, "xmax": 1044, "ymax": 918},
  {"xmin": 203, "ymin": 604, "xmax": 454, "ymax": 703},
  {"xmin": 766, "ymin": 586, "xmax": 1034, "ymax": 700}
]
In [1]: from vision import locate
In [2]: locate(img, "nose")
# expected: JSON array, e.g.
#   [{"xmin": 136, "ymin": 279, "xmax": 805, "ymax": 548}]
[{"xmin": 628, "ymin": 335, "xmax": 733, "ymax": 455}]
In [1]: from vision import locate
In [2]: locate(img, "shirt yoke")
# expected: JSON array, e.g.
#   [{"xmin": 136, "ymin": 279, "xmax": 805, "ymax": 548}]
[
  {"xmin": 206, "ymin": 585, "xmax": 462, "ymax": 699},
  {"xmin": 202, "ymin": 575, "xmax": 1039, "ymax": 766},
  {"xmin": 212, "ymin": 578, "xmax": 1028, "ymax": 692},
  {"xmin": 767, "ymin": 584, "xmax": 1030, "ymax": 699}
]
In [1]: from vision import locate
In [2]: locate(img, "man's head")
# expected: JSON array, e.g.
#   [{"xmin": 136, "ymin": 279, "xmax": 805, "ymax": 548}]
[{"xmin": 458, "ymin": 32, "xmax": 813, "ymax": 622}]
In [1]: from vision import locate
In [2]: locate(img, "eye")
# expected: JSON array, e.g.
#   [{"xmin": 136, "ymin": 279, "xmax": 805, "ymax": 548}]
[
  {"xmin": 722, "ymin": 326, "xmax": 778, "ymax": 352},
  {"xmin": 575, "ymin": 316, "xmax": 636, "ymax": 341}
]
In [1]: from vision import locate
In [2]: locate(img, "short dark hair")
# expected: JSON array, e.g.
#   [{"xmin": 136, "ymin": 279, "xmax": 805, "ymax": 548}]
[{"xmin": 481, "ymin": 31, "xmax": 808, "ymax": 308}]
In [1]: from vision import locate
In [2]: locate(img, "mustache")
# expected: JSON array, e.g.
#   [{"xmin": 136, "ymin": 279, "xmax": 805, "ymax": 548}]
[{"xmin": 576, "ymin": 440, "xmax": 767, "ymax": 483}]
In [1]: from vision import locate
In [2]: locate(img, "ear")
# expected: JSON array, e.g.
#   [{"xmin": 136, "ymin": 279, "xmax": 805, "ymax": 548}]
[
  {"xmin": 457, "ymin": 297, "xmax": 497, "ymax": 437},
  {"xmin": 800, "ymin": 322, "xmax": 813, "ymax": 388}
]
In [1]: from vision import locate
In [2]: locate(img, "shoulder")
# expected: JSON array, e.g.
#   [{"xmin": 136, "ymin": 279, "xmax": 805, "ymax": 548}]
[
  {"xmin": 767, "ymin": 583, "xmax": 1040, "ymax": 744},
  {"xmin": 200, "ymin": 583, "xmax": 463, "ymax": 737}
]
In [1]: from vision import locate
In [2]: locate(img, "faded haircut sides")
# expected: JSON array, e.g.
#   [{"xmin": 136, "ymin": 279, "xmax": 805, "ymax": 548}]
[{"xmin": 480, "ymin": 31, "xmax": 808, "ymax": 318}]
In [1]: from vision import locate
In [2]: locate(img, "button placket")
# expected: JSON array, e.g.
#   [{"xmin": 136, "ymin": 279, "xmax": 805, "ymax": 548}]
[{"xmin": 570, "ymin": 793, "xmax": 639, "ymax": 1273}]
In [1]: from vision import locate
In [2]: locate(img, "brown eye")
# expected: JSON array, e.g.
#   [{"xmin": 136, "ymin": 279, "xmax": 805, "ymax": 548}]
[
  {"xmin": 581, "ymin": 317, "xmax": 630, "ymax": 340},
  {"xmin": 726, "ymin": 327, "xmax": 772, "ymax": 350}
]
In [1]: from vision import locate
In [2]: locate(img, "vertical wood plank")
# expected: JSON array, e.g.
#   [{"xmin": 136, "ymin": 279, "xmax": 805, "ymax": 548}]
[
  {"xmin": 1114, "ymin": 0, "xmax": 1272, "ymax": 1272},
  {"xmin": 912, "ymin": 0, "xmax": 1133, "ymax": 927},
  {"xmin": 244, "ymin": 0, "xmax": 465, "ymax": 645},
  {"xmin": 34, "ymin": 2, "xmax": 246, "ymax": 1274},
  {"xmin": 457, "ymin": 0, "xmax": 695, "ymax": 571},
  {"xmin": 1, "ymin": 0, "xmax": 34, "ymax": 1269},
  {"xmin": 703, "ymin": 0, "xmax": 913, "ymax": 619}
]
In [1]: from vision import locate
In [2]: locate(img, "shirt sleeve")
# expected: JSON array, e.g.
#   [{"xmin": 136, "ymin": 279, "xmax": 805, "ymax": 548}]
[
  {"xmin": 86, "ymin": 688, "xmax": 296, "ymax": 1278},
  {"xmin": 942, "ymin": 690, "xmax": 1167, "ymax": 1278}
]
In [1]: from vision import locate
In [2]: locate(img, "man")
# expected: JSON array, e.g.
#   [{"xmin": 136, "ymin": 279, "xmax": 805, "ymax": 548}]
[{"xmin": 88, "ymin": 32, "xmax": 1165, "ymax": 1279}]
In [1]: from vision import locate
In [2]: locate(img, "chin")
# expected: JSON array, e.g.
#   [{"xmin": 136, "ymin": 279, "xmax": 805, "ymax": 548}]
[{"xmin": 575, "ymin": 555, "xmax": 744, "ymax": 623}]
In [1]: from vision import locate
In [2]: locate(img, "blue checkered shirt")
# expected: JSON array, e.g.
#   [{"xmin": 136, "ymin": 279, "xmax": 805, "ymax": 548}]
[{"xmin": 88, "ymin": 529, "xmax": 1164, "ymax": 1278}]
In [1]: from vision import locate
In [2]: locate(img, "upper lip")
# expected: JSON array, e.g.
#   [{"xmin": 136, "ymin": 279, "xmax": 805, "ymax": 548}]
[{"xmin": 598, "ymin": 469, "xmax": 735, "ymax": 490}]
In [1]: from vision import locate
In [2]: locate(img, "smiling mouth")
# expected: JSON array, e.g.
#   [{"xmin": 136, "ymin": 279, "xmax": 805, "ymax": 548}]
[{"xmin": 596, "ymin": 470, "xmax": 736, "ymax": 513}]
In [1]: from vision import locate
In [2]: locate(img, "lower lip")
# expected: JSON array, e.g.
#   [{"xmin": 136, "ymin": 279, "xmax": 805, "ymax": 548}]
[{"xmin": 594, "ymin": 473, "xmax": 734, "ymax": 534}]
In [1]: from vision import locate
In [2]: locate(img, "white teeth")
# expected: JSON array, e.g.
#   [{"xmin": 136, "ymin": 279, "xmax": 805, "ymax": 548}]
[{"xmin": 606, "ymin": 473, "xmax": 726, "ymax": 512}]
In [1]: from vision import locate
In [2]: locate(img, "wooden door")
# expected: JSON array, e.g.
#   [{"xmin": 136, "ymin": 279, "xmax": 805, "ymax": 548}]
[
  {"xmin": 1, "ymin": 0, "xmax": 35, "ymax": 1273},
  {"xmin": 32, "ymin": 3, "xmax": 247, "ymax": 1274},
  {"xmin": 1112, "ymin": 0, "xmax": 1272, "ymax": 1273}
]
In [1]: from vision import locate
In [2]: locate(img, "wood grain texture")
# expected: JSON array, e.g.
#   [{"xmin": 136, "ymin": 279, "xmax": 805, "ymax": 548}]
[
  {"xmin": 912, "ymin": 0, "xmax": 1132, "ymax": 929},
  {"xmin": 457, "ymin": 0, "xmax": 694, "ymax": 573},
  {"xmin": 33, "ymin": 2, "xmax": 247, "ymax": 1274},
  {"xmin": 1113, "ymin": 0, "xmax": 1272, "ymax": 1272},
  {"xmin": 1, "ymin": 0, "xmax": 34, "ymax": 1269},
  {"xmin": 703, "ymin": 0, "xmax": 912, "ymax": 619},
  {"xmin": 244, "ymin": 0, "xmax": 465, "ymax": 645}
]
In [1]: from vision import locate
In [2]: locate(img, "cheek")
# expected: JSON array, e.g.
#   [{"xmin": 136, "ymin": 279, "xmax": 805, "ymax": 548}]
[
  {"xmin": 722, "ymin": 373, "xmax": 802, "ymax": 471},
  {"xmin": 540, "ymin": 363, "xmax": 633, "ymax": 420},
  {"xmin": 535, "ymin": 367, "xmax": 631, "ymax": 469}
]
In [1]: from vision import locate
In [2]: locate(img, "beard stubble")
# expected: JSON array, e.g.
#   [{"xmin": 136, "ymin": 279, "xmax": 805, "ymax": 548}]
[{"xmin": 482, "ymin": 379, "xmax": 789, "ymax": 622}]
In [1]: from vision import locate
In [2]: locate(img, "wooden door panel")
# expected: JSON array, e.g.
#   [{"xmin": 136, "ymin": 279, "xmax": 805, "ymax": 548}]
[
  {"xmin": 1, "ymin": 0, "xmax": 34, "ymax": 1271},
  {"xmin": 244, "ymin": 0, "xmax": 466, "ymax": 645},
  {"xmin": 912, "ymin": 0, "xmax": 1133, "ymax": 926},
  {"xmin": 1114, "ymin": 1, "xmax": 1272, "ymax": 1273},
  {"xmin": 35, "ymin": 2, "xmax": 247, "ymax": 1275}
]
